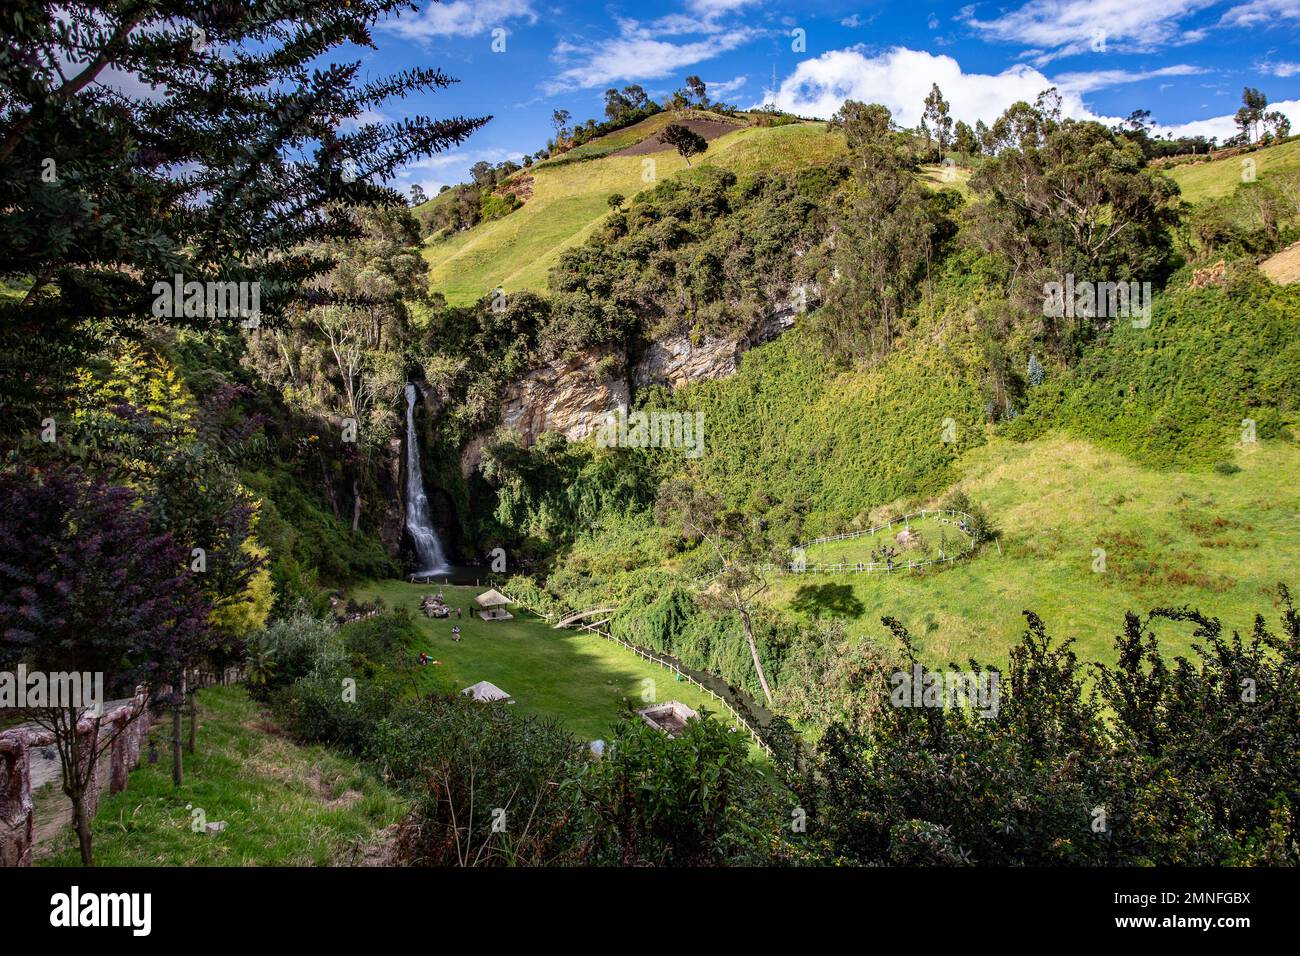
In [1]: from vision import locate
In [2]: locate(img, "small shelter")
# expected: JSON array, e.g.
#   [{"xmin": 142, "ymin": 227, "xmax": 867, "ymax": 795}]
[
  {"xmin": 474, "ymin": 588, "xmax": 513, "ymax": 621},
  {"xmin": 462, "ymin": 680, "xmax": 513, "ymax": 703},
  {"xmin": 637, "ymin": 701, "xmax": 698, "ymax": 738}
]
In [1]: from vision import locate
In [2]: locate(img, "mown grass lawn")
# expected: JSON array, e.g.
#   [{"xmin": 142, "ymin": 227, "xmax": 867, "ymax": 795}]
[
  {"xmin": 770, "ymin": 434, "xmax": 1300, "ymax": 669},
  {"xmin": 353, "ymin": 582, "xmax": 725, "ymax": 742},
  {"xmin": 39, "ymin": 685, "xmax": 407, "ymax": 867}
]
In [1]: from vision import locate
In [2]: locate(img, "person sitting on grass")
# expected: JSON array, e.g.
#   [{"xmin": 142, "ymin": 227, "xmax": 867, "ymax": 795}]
[{"xmin": 451, "ymin": 625, "xmax": 461, "ymax": 642}]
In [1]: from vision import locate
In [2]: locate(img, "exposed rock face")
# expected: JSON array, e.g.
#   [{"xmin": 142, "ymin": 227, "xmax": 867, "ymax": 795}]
[
  {"xmin": 459, "ymin": 432, "xmax": 490, "ymax": 479},
  {"xmin": 379, "ymin": 436, "xmax": 404, "ymax": 554},
  {"xmin": 493, "ymin": 287, "xmax": 812, "ymax": 450},
  {"xmin": 500, "ymin": 349, "xmax": 630, "ymax": 445},
  {"xmin": 631, "ymin": 290, "xmax": 806, "ymax": 390}
]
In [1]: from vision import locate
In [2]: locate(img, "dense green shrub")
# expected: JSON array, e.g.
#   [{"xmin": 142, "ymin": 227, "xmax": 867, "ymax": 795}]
[
  {"xmin": 244, "ymin": 610, "xmax": 343, "ymax": 699},
  {"xmin": 478, "ymin": 191, "xmax": 519, "ymax": 222},
  {"xmin": 797, "ymin": 588, "xmax": 1300, "ymax": 865},
  {"xmin": 272, "ymin": 673, "xmax": 397, "ymax": 754},
  {"xmin": 373, "ymin": 694, "xmax": 586, "ymax": 865},
  {"xmin": 339, "ymin": 609, "xmax": 422, "ymax": 677},
  {"xmin": 1007, "ymin": 275, "xmax": 1300, "ymax": 466},
  {"xmin": 551, "ymin": 163, "xmax": 842, "ymax": 340},
  {"xmin": 575, "ymin": 714, "xmax": 798, "ymax": 865}
]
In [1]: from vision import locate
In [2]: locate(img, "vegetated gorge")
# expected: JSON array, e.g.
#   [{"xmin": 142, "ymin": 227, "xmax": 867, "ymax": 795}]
[{"xmin": 3, "ymin": 4, "xmax": 1300, "ymax": 871}]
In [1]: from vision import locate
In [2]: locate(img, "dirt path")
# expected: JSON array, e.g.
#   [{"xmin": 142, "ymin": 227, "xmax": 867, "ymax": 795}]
[
  {"xmin": 612, "ymin": 118, "xmax": 743, "ymax": 157},
  {"xmin": 1260, "ymin": 241, "xmax": 1300, "ymax": 285}
]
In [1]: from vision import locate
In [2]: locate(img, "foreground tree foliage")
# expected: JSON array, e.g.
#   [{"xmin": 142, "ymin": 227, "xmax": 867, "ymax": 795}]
[
  {"xmin": 0, "ymin": 0, "xmax": 487, "ymax": 432},
  {"xmin": 255, "ymin": 587, "xmax": 1299, "ymax": 865},
  {"xmin": 794, "ymin": 587, "xmax": 1300, "ymax": 865},
  {"xmin": 0, "ymin": 466, "xmax": 211, "ymax": 864}
]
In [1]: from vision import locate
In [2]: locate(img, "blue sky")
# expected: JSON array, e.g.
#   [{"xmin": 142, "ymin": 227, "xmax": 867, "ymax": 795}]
[{"xmin": 347, "ymin": 0, "xmax": 1300, "ymax": 196}]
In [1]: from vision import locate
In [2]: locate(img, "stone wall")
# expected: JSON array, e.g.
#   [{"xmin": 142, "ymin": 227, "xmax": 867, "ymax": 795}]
[{"xmin": 0, "ymin": 688, "xmax": 151, "ymax": 867}]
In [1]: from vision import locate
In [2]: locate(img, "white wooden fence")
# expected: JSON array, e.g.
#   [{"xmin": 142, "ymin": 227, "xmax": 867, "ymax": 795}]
[
  {"xmin": 506, "ymin": 592, "xmax": 774, "ymax": 758},
  {"xmin": 787, "ymin": 508, "xmax": 978, "ymax": 574}
]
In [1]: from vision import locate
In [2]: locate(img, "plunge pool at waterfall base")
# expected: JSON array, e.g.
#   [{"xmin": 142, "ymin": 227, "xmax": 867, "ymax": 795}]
[{"xmin": 403, "ymin": 563, "xmax": 492, "ymax": 587}]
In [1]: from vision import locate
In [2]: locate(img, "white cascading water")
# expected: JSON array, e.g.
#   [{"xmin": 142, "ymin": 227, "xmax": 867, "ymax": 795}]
[{"xmin": 404, "ymin": 383, "xmax": 450, "ymax": 575}]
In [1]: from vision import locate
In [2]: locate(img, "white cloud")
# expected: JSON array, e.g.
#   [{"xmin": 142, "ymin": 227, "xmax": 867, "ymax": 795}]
[
  {"xmin": 1153, "ymin": 99, "xmax": 1300, "ymax": 139},
  {"xmin": 687, "ymin": 0, "xmax": 758, "ymax": 13},
  {"xmin": 1221, "ymin": 0, "xmax": 1300, "ymax": 27},
  {"xmin": 547, "ymin": 21, "xmax": 758, "ymax": 93},
  {"xmin": 759, "ymin": 45, "xmax": 1296, "ymax": 144},
  {"xmin": 961, "ymin": 0, "xmax": 1216, "ymax": 65},
  {"xmin": 705, "ymin": 75, "xmax": 748, "ymax": 98},
  {"xmin": 763, "ymin": 47, "xmax": 1104, "ymax": 126},
  {"xmin": 384, "ymin": 0, "xmax": 537, "ymax": 40},
  {"xmin": 339, "ymin": 108, "xmax": 393, "ymax": 131},
  {"xmin": 1261, "ymin": 60, "xmax": 1300, "ymax": 78},
  {"xmin": 1053, "ymin": 64, "xmax": 1205, "ymax": 94},
  {"xmin": 841, "ymin": 15, "xmax": 863, "ymax": 29}
]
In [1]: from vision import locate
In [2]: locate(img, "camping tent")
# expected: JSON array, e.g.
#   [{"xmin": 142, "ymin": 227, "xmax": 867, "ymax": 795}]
[
  {"xmin": 462, "ymin": 680, "xmax": 512, "ymax": 703},
  {"xmin": 474, "ymin": 588, "xmax": 513, "ymax": 621}
]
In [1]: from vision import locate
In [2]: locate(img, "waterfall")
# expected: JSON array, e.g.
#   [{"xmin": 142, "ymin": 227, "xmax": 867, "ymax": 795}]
[{"xmin": 403, "ymin": 382, "xmax": 450, "ymax": 575}]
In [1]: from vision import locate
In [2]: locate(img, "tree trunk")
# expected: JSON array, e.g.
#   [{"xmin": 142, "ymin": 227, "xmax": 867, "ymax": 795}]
[
  {"xmin": 351, "ymin": 476, "xmax": 362, "ymax": 532},
  {"xmin": 72, "ymin": 794, "xmax": 95, "ymax": 866},
  {"xmin": 739, "ymin": 608, "xmax": 773, "ymax": 706},
  {"xmin": 171, "ymin": 676, "xmax": 185, "ymax": 787},
  {"xmin": 187, "ymin": 691, "xmax": 198, "ymax": 754}
]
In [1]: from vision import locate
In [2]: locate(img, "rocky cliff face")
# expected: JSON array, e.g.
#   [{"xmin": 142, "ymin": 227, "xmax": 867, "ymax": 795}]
[
  {"xmin": 490, "ymin": 287, "xmax": 811, "ymax": 452},
  {"xmin": 631, "ymin": 295, "xmax": 804, "ymax": 391},
  {"xmin": 500, "ymin": 348, "xmax": 630, "ymax": 445},
  {"xmin": 378, "ymin": 435, "xmax": 404, "ymax": 554}
]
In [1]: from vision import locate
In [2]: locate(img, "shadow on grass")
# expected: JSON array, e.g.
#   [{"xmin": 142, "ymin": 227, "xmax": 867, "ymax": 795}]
[{"xmin": 790, "ymin": 583, "xmax": 865, "ymax": 619}]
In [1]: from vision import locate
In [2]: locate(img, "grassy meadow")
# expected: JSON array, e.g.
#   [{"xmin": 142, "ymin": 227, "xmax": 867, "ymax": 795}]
[
  {"xmin": 1165, "ymin": 137, "xmax": 1300, "ymax": 203},
  {"xmin": 770, "ymin": 434, "xmax": 1300, "ymax": 669},
  {"xmin": 353, "ymin": 581, "xmax": 729, "ymax": 741}
]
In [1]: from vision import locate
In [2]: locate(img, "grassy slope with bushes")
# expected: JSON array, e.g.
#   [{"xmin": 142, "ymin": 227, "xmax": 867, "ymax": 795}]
[
  {"xmin": 1166, "ymin": 137, "xmax": 1300, "ymax": 203},
  {"xmin": 528, "ymin": 258, "xmax": 1299, "ymax": 695},
  {"xmin": 422, "ymin": 119, "xmax": 842, "ymax": 306},
  {"xmin": 40, "ymin": 685, "xmax": 406, "ymax": 866},
  {"xmin": 768, "ymin": 434, "xmax": 1300, "ymax": 668},
  {"xmin": 1007, "ymin": 274, "xmax": 1300, "ymax": 467}
]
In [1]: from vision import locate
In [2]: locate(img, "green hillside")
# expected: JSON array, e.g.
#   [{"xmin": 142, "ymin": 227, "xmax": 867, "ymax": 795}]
[
  {"xmin": 770, "ymin": 434, "xmax": 1300, "ymax": 669},
  {"xmin": 1166, "ymin": 137, "xmax": 1300, "ymax": 203},
  {"xmin": 538, "ymin": 272, "xmax": 1300, "ymax": 677},
  {"xmin": 422, "ymin": 117, "xmax": 843, "ymax": 306}
]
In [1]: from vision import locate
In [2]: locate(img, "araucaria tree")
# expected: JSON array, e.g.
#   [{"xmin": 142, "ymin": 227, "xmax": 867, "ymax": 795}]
[
  {"xmin": 0, "ymin": 0, "xmax": 487, "ymax": 824},
  {"xmin": 0, "ymin": 0, "xmax": 489, "ymax": 431},
  {"xmin": 0, "ymin": 467, "xmax": 211, "ymax": 865}
]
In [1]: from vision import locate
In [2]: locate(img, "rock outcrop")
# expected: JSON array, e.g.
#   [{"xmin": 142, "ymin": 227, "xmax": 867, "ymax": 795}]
[
  {"xmin": 500, "ymin": 348, "xmax": 630, "ymax": 445},
  {"xmin": 492, "ymin": 286, "xmax": 813, "ymax": 451},
  {"xmin": 631, "ymin": 297, "xmax": 803, "ymax": 391}
]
